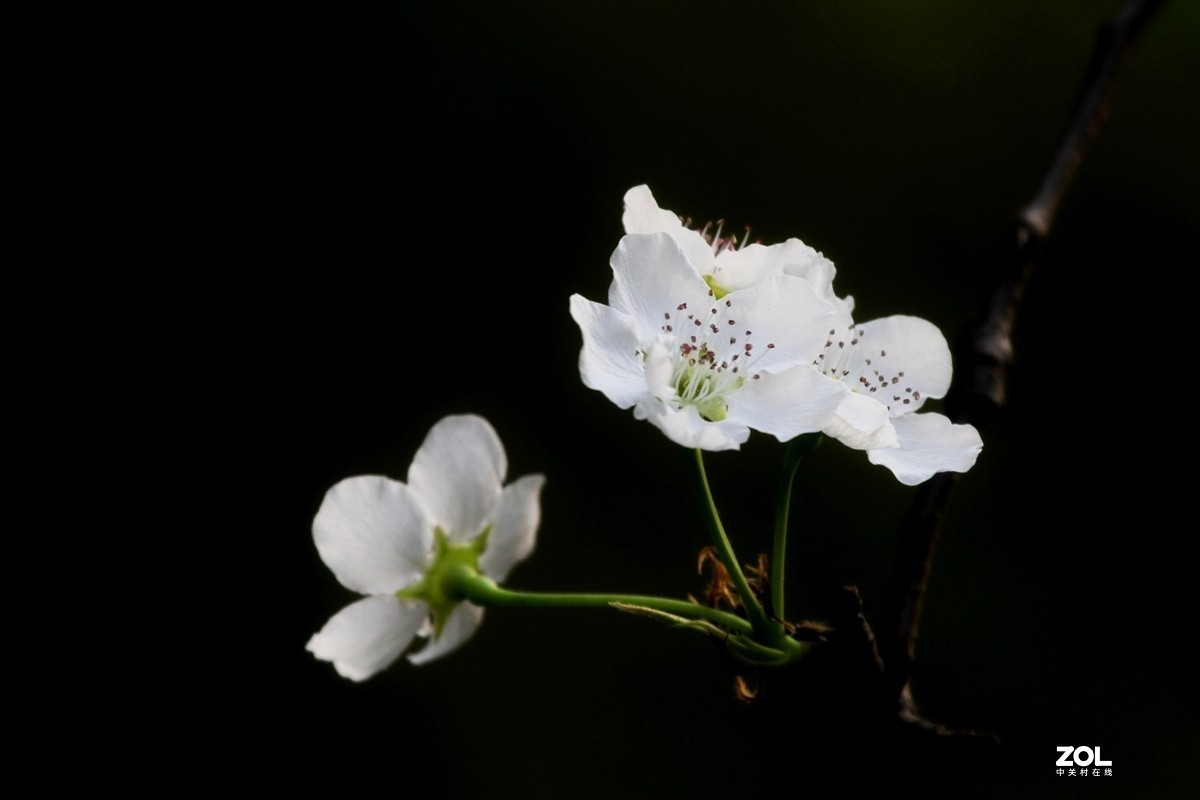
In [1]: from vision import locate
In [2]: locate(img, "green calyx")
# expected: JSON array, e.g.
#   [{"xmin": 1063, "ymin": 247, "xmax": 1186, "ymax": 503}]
[
  {"xmin": 397, "ymin": 526, "xmax": 489, "ymax": 639},
  {"xmin": 702, "ymin": 273, "xmax": 730, "ymax": 300}
]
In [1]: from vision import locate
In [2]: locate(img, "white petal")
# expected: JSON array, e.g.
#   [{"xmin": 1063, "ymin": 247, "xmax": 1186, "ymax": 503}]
[
  {"xmin": 620, "ymin": 185, "xmax": 714, "ymax": 274},
  {"xmin": 636, "ymin": 340, "xmax": 747, "ymax": 450},
  {"xmin": 636, "ymin": 398, "xmax": 747, "ymax": 450},
  {"xmin": 730, "ymin": 365, "xmax": 846, "ymax": 442},
  {"xmin": 712, "ymin": 239, "xmax": 831, "ymax": 295},
  {"xmin": 621, "ymin": 185, "xmax": 684, "ymax": 234},
  {"xmin": 313, "ymin": 475, "xmax": 431, "ymax": 595},
  {"xmin": 867, "ymin": 413, "xmax": 984, "ymax": 486},
  {"xmin": 569, "ymin": 295, "xmax": 647, "ymax": 409},
  {"xmin": 641, "ymin": 338, "xmax": 675, "ymax": 400},
  {"xmin": 408, "ymin": 415, "xmax": 504, "ymax": 543},
  {"xmin": 822, "ymin": 391, "xmax": 899, "ymax": 450},
  {"xmin": 840, "ymin": 316, "xmax": 953, "ymax": 415},
  {"xmin": 407, "ymin": 603, "xmax": 485, "ymax": 665},
  {"xmin": 779, "ymin": 240, "xmax": 837, "ymax": 295},
  {"xmin": 479, "ymin": 474, "xmax": 545, "ymax": 583},
  {"xmin": 307, "ymin": 595, "xmax": 427, "ymax": 681},
  {"xmin": 779, "ymin": 246, "xmax": 856, "ymax": 319},
  {"xmin": 720, "ymin": 276, "xmax": 834, "ymax": 372},
  {"xmin": 708, "ymin": 243, "xmax": 785, "ymax": 291},
  {"xmin": 606, "ymin": 233, "xmax": 712, "ymax": 331}
]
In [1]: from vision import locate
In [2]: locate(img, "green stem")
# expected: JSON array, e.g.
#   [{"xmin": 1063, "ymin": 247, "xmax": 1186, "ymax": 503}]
[
  {"xmin": 771, "ymin": 433, "xmax": 822, "ymax": 623},
  {"xmin": 451, "ymin": 570, "xmax": 755, "ymax": 635},
  {"xmin": 691, "ymin": 448, "xmax": 775, "ymax": 638}
]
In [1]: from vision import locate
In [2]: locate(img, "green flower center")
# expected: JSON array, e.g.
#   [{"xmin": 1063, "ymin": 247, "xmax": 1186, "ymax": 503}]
[{"xmin": 672, "ymin": 344, "xmax": 744, "ymax": 422}]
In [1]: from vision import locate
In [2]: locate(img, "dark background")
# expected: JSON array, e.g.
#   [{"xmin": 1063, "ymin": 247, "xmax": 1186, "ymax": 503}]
[{"xmin": 262, "ymin": 1, "xmax": 1197, "ymax": 796}]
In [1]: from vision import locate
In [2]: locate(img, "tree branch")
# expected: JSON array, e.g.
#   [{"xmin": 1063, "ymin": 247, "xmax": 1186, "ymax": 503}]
[{"xmin": 881, "ymin": 0, "xmax": 1165, "ymax": 719}]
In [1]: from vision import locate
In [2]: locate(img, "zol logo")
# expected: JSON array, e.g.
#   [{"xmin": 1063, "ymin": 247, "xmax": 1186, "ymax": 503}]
[{"xmin": 1056, "ymin": 746, "xmax": 1112, "ymax": 767}]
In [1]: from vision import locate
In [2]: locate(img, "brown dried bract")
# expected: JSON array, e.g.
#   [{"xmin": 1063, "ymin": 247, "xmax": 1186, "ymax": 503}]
[{"xmin": 696, "ymin": 546, "xmax": 740, "ymax": 610}]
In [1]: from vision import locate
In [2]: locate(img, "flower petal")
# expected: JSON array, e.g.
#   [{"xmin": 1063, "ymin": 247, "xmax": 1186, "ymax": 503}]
[
  {"xmin": 621, "ymin": 185, "xmax": 715, "ymax": 274},
  {"xmin": 823, "ymin": 390, "xmax": 899, "ymax": 451},
  {"xmin": 480, "ymin": 473, "xmax": 545, "ymax": 583},
  {"xmin": 633, "ymin": 395, "xmax": 744, "ymax": 450},
  {"xmin": 713, "ymin": 239, "xmax": 834, "ymax": 296},
  {"xmin": 407, "ymin": 603, "xmax": 485, "ymax": 665},
  {"xmin": 721, "ymin": 276, "xmax": 834, "ymax": 372},
  {"xmin": 731, "ymin": 365, "xmax": 846, "ymax": 442},
  {"xmin": 313, "ymin": 475, "xmax": 432, "ymax": 595},
  {"xmin": 780, "ymin": 245, "xmax": 855, "ymax": 316},
  {"xmin": 307, "ymin": 595, "xmax": 427, "ymax": 681},
  {"xmin": 641, "ymin": 337, "xmax": 675, "ymax": 400},
  {"xmin": 839, "ymin": 316, "xmax": 953, "ymax": 415},
  {"xmin": 621, "ymin": 184, "xmax": 684, "ymax": 234},
  {"xmin": 867, "ymin": 413, "xmax": 984, "ymax": 486},
  {"xmin": 606, "ymin": 233, "xmax": 712, "ymax": 333},
  {"xmin": 569, "ymin": 295, "xmax": 647, "ymax": 409},
  {"xmin": 635, "ymin": 397, "xmax": 747, "ymax": 450},
  {"xmin": 708, "ymin": 244, "xmax": 783, "ymax": 292},
  {"xmin": 778, "ymin": 240, "xmax": 836, "ymax": 291},
  {"xmin": 408, "ymin": 414, "xmax": 505, "ymax": 543},
  {"xmin": 635, "ymin": 339, "xmax": 748, "ymax": 450}
]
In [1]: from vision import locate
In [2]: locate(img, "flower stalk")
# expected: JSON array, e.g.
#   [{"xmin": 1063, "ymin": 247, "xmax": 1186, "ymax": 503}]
[
  {"xmin": 691, "ymin": 448, "xmax": 780, "ymax": 641},
  {"xmin": 771, "ymin": 433, "xmax": 822, "ymax": 622},
  {"xmin": 450, "ymin": 569, "xmax": 808, "ymax": 665},
  {"xmin": 448, "ymin": 569, "xmax": 755, "ymax": 635}
]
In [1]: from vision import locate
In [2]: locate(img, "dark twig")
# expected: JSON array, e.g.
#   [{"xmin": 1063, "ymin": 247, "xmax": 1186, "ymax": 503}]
[
  {"xmin": 1022, "ymin": 0, "xmax": 1166, "ymax": 238},
  {"xmin": 880, "ymin": 0, "xmax": 1165, "ymax": 719}
]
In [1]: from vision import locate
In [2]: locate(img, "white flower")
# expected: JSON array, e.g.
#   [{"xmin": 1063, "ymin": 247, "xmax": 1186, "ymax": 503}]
[
  {"xmin": 307, "ymin": 414, "xmax": 545, "ymax": 680},
  {"xmin": 569, "ymin": 230, "xmax": 846, "ymax": 451},
  {"xmin": 618, "ymin": 185, "xmax": 982, "ymax": 484},
  {"xmin": 812, "ymin": 315, "xmax": 982, "ymax": 485},
  {"xmin": 622, "ymin": 184, "xmax": 848, "ymax": 313}
]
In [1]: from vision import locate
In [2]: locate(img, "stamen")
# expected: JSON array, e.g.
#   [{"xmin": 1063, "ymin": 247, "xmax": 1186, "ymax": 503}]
[{"xmin": 657, "ymin": 292, "xmax": 779, "ymax": 420}]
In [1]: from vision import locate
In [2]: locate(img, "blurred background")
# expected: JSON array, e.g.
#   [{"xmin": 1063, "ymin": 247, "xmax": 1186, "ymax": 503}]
[{"xmin": 264, "ymin": 1, "xmax": 1197, "ymax": 796}]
